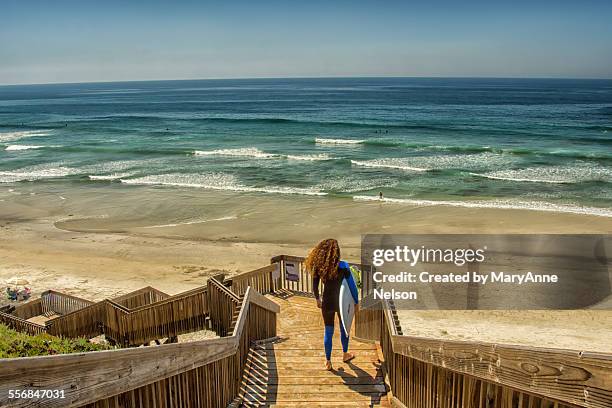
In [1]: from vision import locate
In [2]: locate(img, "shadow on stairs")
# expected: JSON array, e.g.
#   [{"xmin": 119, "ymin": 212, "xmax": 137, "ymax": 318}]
[{"xmin": 232, "ymin": 335, "xmax": 389, "ymax": 408}]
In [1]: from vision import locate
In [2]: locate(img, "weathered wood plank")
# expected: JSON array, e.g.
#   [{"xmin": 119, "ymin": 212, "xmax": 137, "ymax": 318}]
[
  {"xmin": 389, "ymin": 333, "xmax": 612, "ymax": 408},
  {"xmin": 0, "ymin": 337, "xmax": 237, "ymax": 408}
]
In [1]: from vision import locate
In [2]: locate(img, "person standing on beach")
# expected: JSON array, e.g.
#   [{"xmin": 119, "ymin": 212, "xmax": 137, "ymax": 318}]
[{"xmin": 305, "ymin": 238, "xmax": 359, "ymax": 371}]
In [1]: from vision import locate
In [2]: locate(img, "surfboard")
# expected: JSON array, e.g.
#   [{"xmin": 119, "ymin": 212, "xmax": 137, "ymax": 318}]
[{"xmin": 339, "ymin": 277, "xmax": 356, "ymax": 337}]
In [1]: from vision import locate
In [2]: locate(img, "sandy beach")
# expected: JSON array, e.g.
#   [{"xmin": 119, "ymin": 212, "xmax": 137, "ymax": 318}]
[{"xmin": 1, "ymin": 182, "xmax": 610, "ymax": 352}]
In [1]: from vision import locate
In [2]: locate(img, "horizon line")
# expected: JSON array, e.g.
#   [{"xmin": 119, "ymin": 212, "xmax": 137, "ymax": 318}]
[{"xmin": 2, "ymin": 74, "xmax": 612, "ymax": 87}]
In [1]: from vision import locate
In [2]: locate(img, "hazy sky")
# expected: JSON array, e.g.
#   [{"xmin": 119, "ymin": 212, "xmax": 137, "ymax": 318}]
[{"xmin": 2, "ymin": 0, "xmax": 612, "ymax": 84}]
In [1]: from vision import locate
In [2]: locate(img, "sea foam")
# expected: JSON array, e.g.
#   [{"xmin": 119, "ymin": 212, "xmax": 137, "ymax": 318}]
[
  {"xmin": 471, "ymin": 165, "xmax": 612, "ymax": 184},
  {"xmin": 0, "ymin": 163, "xmax": 78, "ymax": 183},
  {"xmin": 353, "ymin": 195, "xmax": 612, "ymax": 218},
  {"xmin": 194, "ymin": 147, "xmax": 277, "ymax": 159},
  {"xmin": 88, "ymin": 173, "xmax": 134, "ymax": 181},
  {"xmin": 0, "ymin": 130, "xmax": 50, "ymax": 143},
  {"xmin": 315, "ymin": 138, "xmax": 365, "ymax": 145},
  {"xmin": 286, "ymin": 153, "xmax": 333, "ymax": 161},
  {"xmin": 5, "ymin": 145, "xmax": 45, "ymax": 151},
  {"xmin": 351, "ymin": 159, "xmax": 428, "ymax": 172},
  {"xmin": 121, "ymin": 173, "xmax": 327, "ymax": 196},
  {"xmin": 352, "ymin": 153, "xmax": 516, "ymax": 172}
]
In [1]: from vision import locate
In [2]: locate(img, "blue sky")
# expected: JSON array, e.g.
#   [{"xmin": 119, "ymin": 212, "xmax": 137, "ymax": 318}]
[{"xmin": 1, "ymin": 0, "xmax": 612, "ymax": 84}]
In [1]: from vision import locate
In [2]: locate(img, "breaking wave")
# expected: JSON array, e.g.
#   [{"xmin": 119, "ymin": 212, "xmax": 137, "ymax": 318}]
[
  {"xmin": 194, "ymin": 147, "xmax": 277, "ymax": 159},
  {"xmin": 315, "ymin": 138, "xmax": 365, "ymax": 145},
  {"xmin": 353, "ymin": 195, "xmax": 612, "ymax": 218},
  {"xmin": 120, "ymin": 173, "xmax": 327, "ymax": 196},
  {"xmin": 0, "ymin": 130, "xmax": 50, "ymax": 143},
  {"xmin": 5, "ymin": 145, "xmax": 45, "ymax": 151}
]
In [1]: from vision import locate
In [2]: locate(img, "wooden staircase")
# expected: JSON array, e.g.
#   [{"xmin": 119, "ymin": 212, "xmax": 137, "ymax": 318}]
[{"xmin": 235, "ymin": 295, "xmax": 389, "ymax": 407}]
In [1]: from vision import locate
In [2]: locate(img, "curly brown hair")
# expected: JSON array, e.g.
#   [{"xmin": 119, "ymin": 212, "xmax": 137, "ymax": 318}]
[{"xmin": 304, "ymin": 238, "xmax": 340, "ymax": 282}]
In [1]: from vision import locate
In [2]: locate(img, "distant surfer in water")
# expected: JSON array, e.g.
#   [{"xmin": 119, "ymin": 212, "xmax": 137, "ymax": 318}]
[{"xmin": 306, "ymin": 238, "xmax": 359, "ymax": 371}]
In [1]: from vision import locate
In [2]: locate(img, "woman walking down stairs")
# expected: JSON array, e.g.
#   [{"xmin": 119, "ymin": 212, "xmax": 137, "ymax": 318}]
[{"xmin": 234, "ymin": 295, "xmax": 389, "ymax": 407}]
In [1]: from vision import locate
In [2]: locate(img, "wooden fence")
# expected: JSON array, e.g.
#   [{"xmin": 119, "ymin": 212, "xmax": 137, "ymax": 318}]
[
  {"xmin": 0, "ymin": 286, "xmax": 279, "ymax": 408},
  {"xmin": 46, "ymin": 301, "xmax": 106, "ymax": 339},
  {"xmin": 230, "ymin": 264, "xmax": 277, "ymax": 296},
  {"xmin": 2, "ymin": 266, "xmax": 270, "ymax": 346},
  {"xmin": 374, "ymin": 298, "xmax": 612, "ymax": 408},
  {"xmin": 111, "ymin": 286, "xmax": 170, "ymax": 309},
  {"xmin": 270, "ymin": 254, "xmax": 368, "ymax": 296},
  {"xmin": 11, "ymin": 298, "xmax": 43, "ymax": 320},
  {"xmin": 41, "ymin": 291, "xmax": 95, "ymax": 316},
  {"xmin": 208, "ymin": 278, "xmax": 242, "ymax": 337},
  {"xmin": 0, "ymin": 310, "xmax": 46, "ymax": 336},
  {"xmin": 115, "ymin": 285, "xmax": 209, "ymax": 346}
]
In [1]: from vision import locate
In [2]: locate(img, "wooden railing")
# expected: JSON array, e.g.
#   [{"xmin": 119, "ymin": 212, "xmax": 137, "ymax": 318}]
[
  {"xmin": 375, "ymin": 298, "xmax": 612, "ymax": 408},
  {"xmin": 275, "ymin": 254, "xmax": 612, "ymax": 408},
  {"xmin": 208, "ymin": 277, "xmax": 242, "ymax": 336},
  {"xmin": 101, "ymin": 299, "xmax": 130, "ymax": 345},
  {"xmin": 270, "ymin": 254, "xmax": 368, "ymax": 296},
  {"xmin": 111, "ymin": 286, "xmax": 170, "ymax": 309},
  {"xmin": 46, "ymin": 301, "xmax": 105, "ymax": 339},
  {"xmin": 41, "ymin": 290, "xmax": 94, "ymax": 316},
  {"xmin": 230, "ymin": 264, "xmax": 277, "ymax": 296},
  {"xmin": 0, "ymin": 286, "xmax": 279, "ymax": 408},
  {"xmin": 2, "ymin": 265, "xmax": 273, "ymax": 345},
  {"xmin": 117, "ymin": 285, "xmax": 209, "ymax": 346},
  {"xmin": 271, "ymin": 254, "xmax": 313, "ymax": 294},
  {"xmin": 11, "ymin": 298, "xmax": 42, "ymax": 320},
  {"xmin": 0, "ymin": 310, "xmax": 46, "ymax": 336}
]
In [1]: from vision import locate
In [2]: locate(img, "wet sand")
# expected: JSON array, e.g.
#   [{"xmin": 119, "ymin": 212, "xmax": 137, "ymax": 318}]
[{"xmin": 0, "ymin": 182, "xmax": 610, "ymax": 351}]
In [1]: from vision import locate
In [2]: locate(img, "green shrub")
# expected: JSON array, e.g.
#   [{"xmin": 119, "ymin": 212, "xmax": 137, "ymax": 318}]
[{"xmin": 0, "ymin": 324, "xmax": 112, "ymax": 358}]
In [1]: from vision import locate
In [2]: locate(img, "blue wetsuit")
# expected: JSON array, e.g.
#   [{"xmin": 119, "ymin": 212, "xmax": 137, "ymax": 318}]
[{"xmin": 313, "ymin": 261, "xmax": 359, "ymax": 360}]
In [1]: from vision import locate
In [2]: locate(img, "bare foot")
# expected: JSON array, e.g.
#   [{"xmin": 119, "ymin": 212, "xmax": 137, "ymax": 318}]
[
  {"xmin": 324, "ymin": 360, "xmax": 333, "ymax": 371},
  {"xmin": 343, "ymin": 352, "xmax": 355, "ymax": 363}
]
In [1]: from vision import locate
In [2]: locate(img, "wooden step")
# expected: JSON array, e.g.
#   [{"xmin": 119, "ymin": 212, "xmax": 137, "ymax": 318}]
[
  {"xmin": 254, "ymin": 343, "xmax": 375, "ymax": 351},
  {"xmin": 241, "ymin": 384, "xmax": 386, "ymax": 394},
  {"xmin": 265, "ymin": 402, "xmax": 389, "ymax": 407},
  {"xmin": 243, "ymin": 376, "xmax": 384, "ymax": 386},
  {"xmin": 246, "ymin": 366, "xmax": 382, "ymax": 377},
  {"xmin": 241, "ymin": 392, "xmax": 385, "ymax": 403},
  {"xmin": 244, "ymin": 361, "xmax": 381, "ymax": 370},
  {"xmin": 247, "ymin": 355, "xmax": 378, "ymax": 364},
  {"xmin": 250, "ymin": 349, "xmax": 379, "ymax": 358}
]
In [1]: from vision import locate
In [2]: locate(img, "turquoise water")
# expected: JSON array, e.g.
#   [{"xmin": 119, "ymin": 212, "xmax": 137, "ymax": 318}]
[{"xmin": 0, "ymin": 78, "xmax": 611, "ymax": 216}]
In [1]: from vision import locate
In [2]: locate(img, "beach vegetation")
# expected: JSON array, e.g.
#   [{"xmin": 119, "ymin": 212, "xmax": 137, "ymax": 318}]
[{"xmin": 0, "ymin": 324, "xmax": 112, "ymax": 358}]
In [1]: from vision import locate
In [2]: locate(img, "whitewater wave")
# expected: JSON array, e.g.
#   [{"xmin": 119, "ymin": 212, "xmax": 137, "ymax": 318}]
[
  {"xmin": 470, "ymin": 173, "xmax": 569, "ymax": 184},
  {"xmin": 471, "ymin": 165, "xmax": 612, "ymax": 184},
  {"xmin": 5, "ymin": 145, "xmax": 45, "ymax": 151},
  {"xmin": 0, "ymin": 163, "xmax": 79, "ymax": 183},
  {"xmin": 120, "ymin": 173, "xmax": 327, "ymax": 196},
  {"xmin": 351, "ymin": 153, "xmax": 515, "ymax": 172},
  {"xmin": 353, "ymin": 195, "xmax": 612, "ymax": 218},
  {"xmin": 286, "ymin": 153, "xmax": 333, "ymax": 161},
  {"xmin": 88, "ymin": 173, "xmax": 134, "ymax": 181},
  {"xmin": 0, "ymin": 130, "xmax": 50, "ymax": 143},
  {"xmin": 315, "ymin": 138, "xmax": 365, "ymax": 145},
  {"xmin": 194, "ymin": 147, "xmax": 277, "ymax": 159},
  {"xmin": 351, "ymin": 159, "xmax": 429, "ymax": 172},
  {"xmin": 142, "ymin": 215, "xmax": 238, "ymax": 229},
  {"xmin": 319, "ymin": 177, "xmax": 398, "ymax": 193}
]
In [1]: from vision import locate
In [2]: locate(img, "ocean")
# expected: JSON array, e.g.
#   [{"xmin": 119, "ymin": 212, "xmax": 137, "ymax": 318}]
[{"xmin": 0, "ymin": 78, "xmax": 611, "ymax": 217}]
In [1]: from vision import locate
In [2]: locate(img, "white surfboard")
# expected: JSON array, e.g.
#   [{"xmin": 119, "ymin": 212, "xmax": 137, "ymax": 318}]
[{"xmin": 339, "ymin": 278, "xmax": 356, "ymax": 337}]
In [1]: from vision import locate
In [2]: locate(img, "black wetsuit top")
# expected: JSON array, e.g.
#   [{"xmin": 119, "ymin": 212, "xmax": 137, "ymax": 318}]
[{"xmin": 313, "ymin": 265, "xmax": 351, "ymax": 312}]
